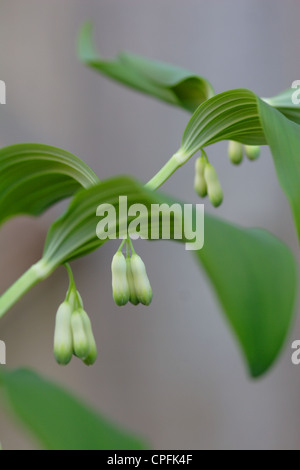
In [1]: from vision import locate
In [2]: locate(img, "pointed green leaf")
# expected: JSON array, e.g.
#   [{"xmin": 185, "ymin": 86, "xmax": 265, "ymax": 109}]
[
  {"xmin": 0, "ymin": 368, "xmax": 146, "ymax": 450},
  {"xmin": 199, "ymin": 220, "xmax": 297, "ymax": 377},
  {"xmin": 78, "ymin": 22, "xmax": 214, "ymax": 112},
  {"xmin": 0, "ymin": 143, "xmax": 100, "ymax": 226},
  {"xmin": 79, "ymin": 24, "xmax": 300, "ymax": 126},
  {"xmin": 257, "ymin": 98, "xmax": 300, "ymax": 240}
]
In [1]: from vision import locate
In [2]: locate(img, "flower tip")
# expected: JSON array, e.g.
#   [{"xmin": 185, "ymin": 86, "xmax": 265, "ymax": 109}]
[{"xmin": 244, "ymin": 145, "xmax": 261, "ymax": 161}]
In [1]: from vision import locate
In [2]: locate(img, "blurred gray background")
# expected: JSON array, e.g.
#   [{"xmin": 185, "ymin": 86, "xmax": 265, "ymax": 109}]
[{"xmin": 0, "ymin": 0, "xmax": 300, "ymax": 450}]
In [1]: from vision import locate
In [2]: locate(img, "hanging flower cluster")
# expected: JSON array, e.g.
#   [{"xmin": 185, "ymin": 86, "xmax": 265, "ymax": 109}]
[
  {"xmin": 53, "ymin": 265, "xmax": 97, "ymax": 366},
  {"xmin": 194, "ymin": 144, "xmax": 260, "ymax": 206}
]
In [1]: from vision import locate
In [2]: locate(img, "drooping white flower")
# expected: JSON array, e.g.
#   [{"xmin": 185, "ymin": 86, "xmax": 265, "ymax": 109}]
[
  {"xmin": 130, "ymin": 253, "xmax": 153, "ymax": 306},
  {"xmin": 194, "ymin": 156, "xmax": 208, "ymax": 197},
  {"xmin": 53, "ymin": 301, "xmax": 73, "ymax": 365},
  {"xmin": 111, "ymin": 252, "xmax": 130, "ymax": 306},
  {"xmin": 204, "ymin": 163, "xmax": 223, "ymax": 208}
]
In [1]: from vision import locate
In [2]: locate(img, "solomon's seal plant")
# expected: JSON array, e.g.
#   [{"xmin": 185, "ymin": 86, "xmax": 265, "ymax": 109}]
[{"xmin": 0, "ymin": 22, "xmax": 299, "ymax": 378}]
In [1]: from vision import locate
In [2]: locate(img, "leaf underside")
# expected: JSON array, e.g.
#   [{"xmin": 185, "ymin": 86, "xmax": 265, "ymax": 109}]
[{"xmin": 0, "ymin": 143, "xmax": 100, "ymax": 226}]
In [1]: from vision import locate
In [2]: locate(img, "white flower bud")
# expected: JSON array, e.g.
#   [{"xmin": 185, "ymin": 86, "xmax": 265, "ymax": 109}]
[
  {"xmin": 71, "ymin": 309, "xmax": 90, "ymax": 359},
  {"xmin": 244, "ymin": 145, "xmax": 261, "ymax": 161},
  {"xmin": 111, "ymin": 252, "xmax": 130, "ymax": 306},
  {"xmin": 130, "ymin": 254, "xmax": 153, "ymax": 306},
  {"xmin": 204, "ymin": 163, "xmax": 223, "ymax": 207},
  {"xmin": 194, "ymin": 157, "xmax": 207, "ymax": 197},
  {"xmin": 80, "ymin": 311, "xmax": 98, "ymax": 366},
  {"xmin": 53, "ymin": 301, "xmax": 73, "ymax": 366},
  {"xmin": 228, "ymin": 141, "xmax": 243, "ymax": 165},
  {"xmin": 126, "ymin": 257, "xmax": 139, "ymax": 305}
]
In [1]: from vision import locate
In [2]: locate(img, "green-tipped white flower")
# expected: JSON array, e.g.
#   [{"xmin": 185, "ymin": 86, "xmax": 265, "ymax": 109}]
[
  {"xmin": 53, "ymin": 301, "xmax": 73, "ymax": 366},
  {"xmin": 80, "ymin": 310, "xmax": 98, "ymax": 366},
  {"xmin": 204, "ymin": 163, "xmax": 223, "ymax": 207},
  {"xmin": 111, "ymin": 252, "xmax": 130, "ymax": 306},
  {"xmin": 194, "ymin": 156, "xmax": 207, "ymax": 197},
  {"xmin": 244, "ymin": 145, "xmax": 260, "ymax": 161},
  {"xmin": 126, "ymin": 257, "xmax": 139, "ymax": 306},
  {"xmin": 130, "ymin": 253, "xmax": 153, "ymax": 306},
  {"xmin": 228, "ymin": 141, "xmax": 243, "ymax": 165},
  {"xmin": 71, "ymin": 309, "xmax": 90, "ymax": 359}
]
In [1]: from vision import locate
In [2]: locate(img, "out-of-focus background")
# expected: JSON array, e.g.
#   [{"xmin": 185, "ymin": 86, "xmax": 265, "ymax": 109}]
[{"xmin": 0, "ymin": 0, "xmax": 300, "ymax": 450}]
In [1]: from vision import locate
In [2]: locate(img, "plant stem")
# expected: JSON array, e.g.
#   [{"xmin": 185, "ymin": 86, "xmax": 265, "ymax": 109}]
[
  {"xmin": 128, "ymin": 238, "xmax": 136, "ymax": 254},
  {"xmin": 0, "ymin": 259, "xmax": 53, "ymax": 319},
  {"xmin": 65, "ymin": 263, "xmax": 76, "ymax": 291},
  {"xmin": 117, "ymin": 239, "xmax": 126, "ymax": 252},
  {"xmin": 146, "ymin": 150, "xmax": 190, "ymax": 190}
]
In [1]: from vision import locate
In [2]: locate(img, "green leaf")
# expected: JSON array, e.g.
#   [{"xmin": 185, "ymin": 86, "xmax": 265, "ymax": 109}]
[
  {"xmin": 79, "ymin": 24, "xmax": 300, "ymax": 126},
  {"xmin": 180, "ymin": 89, "xmax": 267, "ymax": 158},
  {"xmin": 257, "ymin": 99, "xmax": 300, "ymax": 241},
  {"xmin": 0, "ymin": 143, "xmax": 100, "ymax": 226},
  {"xmin": 199, "ymin": 221, "xmax": 297, "ymax": 377},
  {"xmin": 78, "ymin": 22, "xmax": 215, "ymax": 112},
  {"xmin": 0, "ymin": 368, "xmax": 146, "ymax": 450}
]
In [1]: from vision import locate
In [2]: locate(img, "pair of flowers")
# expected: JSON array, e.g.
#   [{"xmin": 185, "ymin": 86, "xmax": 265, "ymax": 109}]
[
  {"xmin": 194, "ymin": 143, "xmax": 260, "ymax": 207},
  {"xmin": 53, "ymin": 245, "xmax": 152, "ymax": 366},
  {"xmin": 194, "ymin": 154, "xmax": 223, "ymax": 207},
  {"xmin": 112, "ymin": 249, "xmax": 153, "ymax": 307},
  {"xmin": 54, "ymin": 290, "xmax": 97, "ymax": 366}
]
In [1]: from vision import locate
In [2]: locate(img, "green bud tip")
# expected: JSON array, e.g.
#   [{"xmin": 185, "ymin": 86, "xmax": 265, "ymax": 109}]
[
  {"xmin": 130, "ymin": 254, "xmax": 153, "ymax": 306},
  {"xmin": 71, "ymin": 309, "xmax": 90, "ymax": 359},
  {"xmin": 53, "ymin": 301, "xmax": 73, "ymax": 366},
  {"xmin": 204, "ymin": 163, "xmax": 223, "ymax": 208},
  {"xmin": 80, "ymin": 310, "xmax": 98, "ymax": 366},
  {"xmin": 244, "ymin": 145, "xmax": 261, "ymax": 161},
  {"xmin": 228, "ymin": 141, "xmax": 243, "ymax": 165},
  {"xmin": 194, "ymin": 157, "xmax": 207, "ymax": 198},
  {"xmin": 111, "ymin": 252, "xmax": 130, "ymax": 306},
  {"xmin": 126, "ymin": 257, "xmax": 140, "ymax": 306}
]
